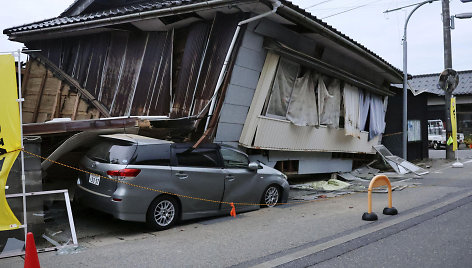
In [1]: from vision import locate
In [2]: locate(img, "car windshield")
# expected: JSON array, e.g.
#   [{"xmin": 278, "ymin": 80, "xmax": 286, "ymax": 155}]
[{"xmin": 86, "ymin": 139, "xmax": 136, "ymax": 164}]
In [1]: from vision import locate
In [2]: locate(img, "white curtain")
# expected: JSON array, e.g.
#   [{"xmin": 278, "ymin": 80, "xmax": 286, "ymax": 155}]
[
  {"xmin": 369, "ymin": 94, "xmax": 386, "ymax": 140},
  {"xmin": 343, "ymin": 84, "xmax": 360, "ymax": 137},
  {"xmin": 319, "ymin": 77, "xmax": 341, "ymax": 128},
  {"xmin": 267, "ymin": 58, "xmax": 299, "ymax": 117},
  {"xmin": 286, "ymin": 71, "xmax": 318, "ymax": 126},
  {"xmin": 358, "ymin": 90, "xmax": 371, "ymax": 131}
]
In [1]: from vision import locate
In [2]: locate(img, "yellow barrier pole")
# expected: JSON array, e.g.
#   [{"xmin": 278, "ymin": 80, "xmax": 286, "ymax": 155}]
[{"xmin": 363, "ymin": 175, "xmax": 398, "ymax": 221}]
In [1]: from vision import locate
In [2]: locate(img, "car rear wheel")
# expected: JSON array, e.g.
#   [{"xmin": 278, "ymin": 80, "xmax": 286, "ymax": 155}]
[
  {"xmin": 261, "ymin": 185, "xmax": 280, "ymax": 208},
  {"xmin": 146, "ymin": 195, "xmax": 179, "ymax": 231},
  {"xmin": 433, "ymin": 142, "xmax": 440, "ymax": 150}
]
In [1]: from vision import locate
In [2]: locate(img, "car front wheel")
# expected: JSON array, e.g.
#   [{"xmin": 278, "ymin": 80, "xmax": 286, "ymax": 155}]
[
  {"xmin": 261, "ymin": 185, "xmax": 280, "ymax": 208},
  {"xmin": 433, "ymin": 142, "xmax": 440, "ymax": 150},
  {"xmin": 146, "ymin": 195, "xmax": 179, "ymax": 231}
]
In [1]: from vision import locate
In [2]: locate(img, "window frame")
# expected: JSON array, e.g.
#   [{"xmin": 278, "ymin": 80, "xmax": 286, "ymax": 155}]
[
  {"xmin": 220, "ymin": 147, "xmax": 250, "ymax": 169},
  {"xmin": 170, "ymin": 144, "xmax": 223, "ymax": 168}
]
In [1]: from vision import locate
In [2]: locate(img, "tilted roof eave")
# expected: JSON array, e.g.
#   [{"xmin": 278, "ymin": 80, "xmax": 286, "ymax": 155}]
[
  {"xmin": 408, "ymin": 70, "xmax": 472, "ymax": 96},
  {"xmin": 3, "ymin": 0, "xmax": 403, "ymax": 82}
]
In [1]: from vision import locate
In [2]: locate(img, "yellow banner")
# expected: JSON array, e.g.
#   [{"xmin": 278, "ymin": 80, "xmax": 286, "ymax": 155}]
[
  {"xmin": 451, "ymin": 97, "xmax": 457, "ymax": 151},
  {"xmin": 0, "ymin": 54, "xmax": 22, "ymax": 231},
  {"xmin": 0, "ymin": 151, "xmax": 21, "ymax": 230},
  {"xmin": 0, "ymin": 54, "xmax": 21, "ymax": 153}
]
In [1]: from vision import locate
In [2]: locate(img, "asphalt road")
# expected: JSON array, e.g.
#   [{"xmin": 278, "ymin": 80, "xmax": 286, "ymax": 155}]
[{"xmin": 311, "ymin": 199, "xmax": 472, "ymax": 268}]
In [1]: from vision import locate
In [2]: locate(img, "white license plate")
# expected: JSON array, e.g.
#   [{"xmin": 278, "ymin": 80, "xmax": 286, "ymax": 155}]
[{"xmin": 89, "ymin": 174, "xmax": 101, "ymax": 186}]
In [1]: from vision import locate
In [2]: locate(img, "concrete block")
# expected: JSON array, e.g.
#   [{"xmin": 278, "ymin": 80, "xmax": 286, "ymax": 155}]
[
  {"xmin": 219, "ymin": 104, "xmax": 249, "ymax": 125},
  {"xmin": 241, "ymin": 29, "xmax": 264, "ymax": 52},
  {"xmin": 229, "ymin": 65, "xmax": 260, "ymax": 90},
  {"xmin": 235, "ymin": 47, "xmax": 267, "ymax": 72},
  {"xmin": 214, "ymin": 123, "xmax": 244, "ymax": 142},
  {"xmin": 224, "ymin": 84, "xmax": 255, "ymax": 107}
]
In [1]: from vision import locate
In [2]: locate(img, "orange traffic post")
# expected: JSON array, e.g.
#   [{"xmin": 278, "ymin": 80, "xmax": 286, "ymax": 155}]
[
  {"xmin": 24, "ymin": 232, "xmax": 40, "ymax": 268},
  {"xmin": 362, "ymin": 175, "xmax": 398, "ymax": 221}
]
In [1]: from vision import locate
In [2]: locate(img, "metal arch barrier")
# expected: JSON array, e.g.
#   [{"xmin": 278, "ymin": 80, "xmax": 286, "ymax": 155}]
[{"xmin": 362, "ymin": 175, "xmax": 398, "ymax": 221}]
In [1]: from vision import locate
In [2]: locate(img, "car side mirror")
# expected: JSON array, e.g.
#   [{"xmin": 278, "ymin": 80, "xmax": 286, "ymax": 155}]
[{"xmin": 248, "ymin": 162, "xmax": 259, "ymax": 171}]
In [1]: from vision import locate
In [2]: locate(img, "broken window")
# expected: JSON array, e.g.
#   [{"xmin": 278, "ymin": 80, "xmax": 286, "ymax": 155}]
[
  {"xmin": 262, "ymin": 55, "xmax": 386, "ymax": 139},
  {"xmin": 368, "ymin": 94, "xmax": 387, "ymax": 140},
  {"xmin": 286, "ymin": 70, "xmax": 318, "ymax": 126},
  {"xmin": 265, "ymin": 58, "xmax": 299, "ymax": 118},
  {"xmin": 343, "ymin": 83, "xmax": 360, "ymax": 138},
  {"xmin": 319, "ymin": 76, "xmax": 341, "ymax": 128}
]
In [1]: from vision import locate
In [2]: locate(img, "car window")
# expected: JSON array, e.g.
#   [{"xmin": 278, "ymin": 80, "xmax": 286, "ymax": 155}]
[
  {"xmin": 176, "ymin": 149, "xmax": 220, "ymax": 168},
  {"xmin": 131, "ymin": 144, "xmax": 171, "ymax": 166},
  {"xmin": 86, "ymin": 139, "xmax": 136, "ymax": 164},
  {"xmin": 220, "ymin": 147, "xmax": 249, "ymax": 168}
]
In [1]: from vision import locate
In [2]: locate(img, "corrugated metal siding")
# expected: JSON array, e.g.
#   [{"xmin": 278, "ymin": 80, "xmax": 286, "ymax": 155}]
[
  {"xmin": 110, "ymin": 32, "xmax": 148, "ymax": 116},
  {"xmin": 131, "ymin": 31, "xmax": 172, "ymax": 116},
  {"xmin": 253, "ymin": 116, "xmax": 379, "ymax": 153},
  {"xmin": 170, "ymin": 22, "xmax": 211, "ymax": 117},
  {"xmin": 26, "ymin": 12, "xmax": 247, "ymax": 120},
  {"xmin": 191, "ymin": 12, "xmax": 247, "ymax": 116}
]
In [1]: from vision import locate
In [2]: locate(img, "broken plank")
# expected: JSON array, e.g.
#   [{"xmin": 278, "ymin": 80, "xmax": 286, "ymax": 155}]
[
  {"xmin": 32, "ymin": 70, "xmax": 48, "ymax": 123},
  {"xmin": 71, "ymin": 93, "xmax": 81, "ymax": 120},
  {"xmin": 50, "ymin": 82, "xmax": 63, "ymax": 120}
]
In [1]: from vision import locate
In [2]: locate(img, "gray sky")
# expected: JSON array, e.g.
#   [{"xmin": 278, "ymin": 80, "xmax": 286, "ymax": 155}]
[{"xmin": 1, "ymin": 0, "xmax": 471, "ymax": 75}]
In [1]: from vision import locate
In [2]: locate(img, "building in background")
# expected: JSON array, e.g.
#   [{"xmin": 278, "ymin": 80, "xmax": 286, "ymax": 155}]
[{"xmin": 409, "ymin": 70, "xmax": 472, "ymax": 137}]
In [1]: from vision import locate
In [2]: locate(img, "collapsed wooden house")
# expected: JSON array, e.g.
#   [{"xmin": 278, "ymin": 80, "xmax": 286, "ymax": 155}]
[{"xmin": 4, "ymin": 0, "xmax": 403, "ymax": 174}]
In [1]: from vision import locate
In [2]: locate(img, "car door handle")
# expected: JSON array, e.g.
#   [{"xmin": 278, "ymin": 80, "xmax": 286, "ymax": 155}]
[
  {"xmin": 226, "ymin": 175, "xmax": 235, "ymax": 182},
  {"xmin": 176, "ymin": 173, "xmax": 188, "ymax": 180}
]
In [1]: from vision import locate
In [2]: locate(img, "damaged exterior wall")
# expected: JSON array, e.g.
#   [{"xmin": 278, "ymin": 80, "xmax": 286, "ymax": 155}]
[
  {"xmin": 21, "ymin": 59, "xmax": 102, "ymax": 123},
  {"xmin": 215, "ymin": 18, "xmax": 396, "ymax": 174},
  {"xmin": 23, "ymin": 12, "xmax": 245, "ymax": 123}
]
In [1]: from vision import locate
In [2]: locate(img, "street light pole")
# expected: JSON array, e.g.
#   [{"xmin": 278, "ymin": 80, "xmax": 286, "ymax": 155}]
[
  {"xmin": 442, "ymin": 0, "xmax": 455, "ymax": 160},
  {"xmin": 401, "ymin": 0, "xmax": 437, "ymax": 160}
]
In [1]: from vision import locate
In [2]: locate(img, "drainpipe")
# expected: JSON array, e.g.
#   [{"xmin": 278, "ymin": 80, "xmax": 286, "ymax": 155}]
[{"xmin": 204, "ymin": 0, "xmax": 282, "ymax": 131}]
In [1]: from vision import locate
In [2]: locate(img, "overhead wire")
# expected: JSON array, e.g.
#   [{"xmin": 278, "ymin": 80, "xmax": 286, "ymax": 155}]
[
  {"xmin": 304, "ymin": 0, "xmax": 336, "ymax": 10},
  {"xmin": 309, "ymin": 0, "xmax": 420, "ymax": 19},
  {"xmin": 321, "ymin": 0, "xmax": 384, "ymax": 19}
]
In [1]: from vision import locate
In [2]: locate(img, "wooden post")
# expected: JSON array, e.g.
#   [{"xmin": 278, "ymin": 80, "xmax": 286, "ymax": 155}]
[
  {"xmin": 50, "ymin": 82, "xmax": 63, "ymax": 120},
  {"xmin": 32, "ymin": 70, "xmax": 48, "ymax": 123},
  {"xmin": 71, "ymin": 93, "xmax": 81, "ymax": 120}
]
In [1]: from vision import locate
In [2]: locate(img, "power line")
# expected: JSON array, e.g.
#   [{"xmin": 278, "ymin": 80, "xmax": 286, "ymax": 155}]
[
  {"xmin": 321, "ymin": 0, "xmax": 380, "ymax": 19},
  {"xmin": 305, "ymin": 0, "xmax": 336, "ymax": 10},
  {"xmin": 384, "ymin": 0, "xmax": 438, "ymax": 13}
]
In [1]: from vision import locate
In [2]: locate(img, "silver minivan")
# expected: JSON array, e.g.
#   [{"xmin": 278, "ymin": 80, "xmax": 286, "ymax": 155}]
[{"xmin": 75, "ymin": 134, "xmax": 289, "ymax": 230}]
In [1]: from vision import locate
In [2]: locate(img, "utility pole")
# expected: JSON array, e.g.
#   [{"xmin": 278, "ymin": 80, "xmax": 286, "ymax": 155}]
[{"xmin": 442, "ymin": 0, "xmax": 454, "ymax": 160}]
